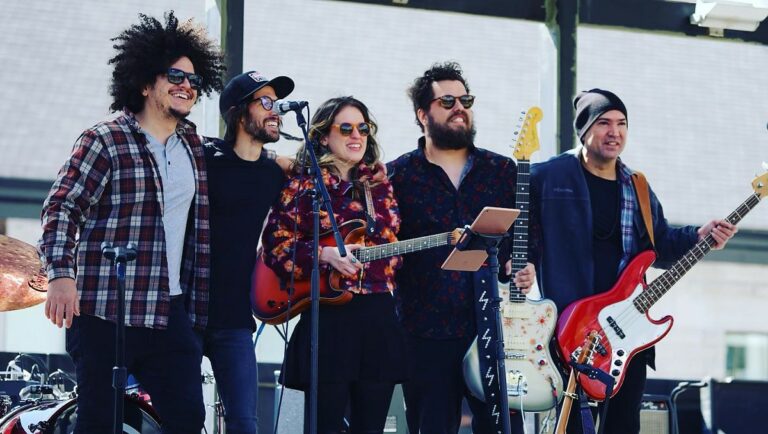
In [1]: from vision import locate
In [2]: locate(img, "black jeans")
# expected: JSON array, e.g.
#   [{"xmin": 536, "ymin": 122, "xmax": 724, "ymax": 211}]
[
  {"xmin": 66, "ymin": 297, "xmax": 205, "ymax": 434},
  {"xmin": 402, "ymin": 333, "xmax": 524, "ymax": 434}
]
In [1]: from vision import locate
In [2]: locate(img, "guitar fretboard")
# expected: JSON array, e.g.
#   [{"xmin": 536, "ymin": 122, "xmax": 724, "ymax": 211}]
[
  {"xmin": 356, "ymin": 232, "xmax": 453, "ymax": 263},
  {"xmin": 509, "ymin": 160, "xmax": 530, "ymax": 304},
  {"xmin": 633, "ymin": 192, "xmax": 761, "ymax": 313}
]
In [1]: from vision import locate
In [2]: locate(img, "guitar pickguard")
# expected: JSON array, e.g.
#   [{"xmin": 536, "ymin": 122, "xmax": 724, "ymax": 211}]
[{"xmin": 464, "ymin": 283, "xmax": 563, "ymax": 411}]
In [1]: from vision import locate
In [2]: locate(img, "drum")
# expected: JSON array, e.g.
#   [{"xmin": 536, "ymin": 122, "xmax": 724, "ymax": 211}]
[{"xmin": 0, "ymin": 395, "xmax": 161, "ymax": 434}]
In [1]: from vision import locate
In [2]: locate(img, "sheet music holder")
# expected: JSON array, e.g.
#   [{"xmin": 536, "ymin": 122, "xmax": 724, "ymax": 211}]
[{"xmin": 441, "ymin": 206, "xmax": 519, "ymax": 272}]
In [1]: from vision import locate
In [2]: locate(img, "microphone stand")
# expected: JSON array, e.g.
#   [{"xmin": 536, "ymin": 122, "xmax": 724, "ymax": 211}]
[
  {"xmin": 101, "ymin": 242, "xmax": 137, "ymax": 434},
  {"xmin": 288, "ymin": 107, "xmax": 347, "ymax": 434}
]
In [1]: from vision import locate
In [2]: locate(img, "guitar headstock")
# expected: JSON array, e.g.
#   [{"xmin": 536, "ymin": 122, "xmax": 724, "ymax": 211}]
[
  {"xmin": 752, "ymin": 167, "xmax": 768, "ymax": 199},
  {"xmin": 512, "ymin": 106, "xmax": 543, "ymax": 161},
  {"xmin": 572, "ymin": 330, "xmax": 602, "ymax": 365}
]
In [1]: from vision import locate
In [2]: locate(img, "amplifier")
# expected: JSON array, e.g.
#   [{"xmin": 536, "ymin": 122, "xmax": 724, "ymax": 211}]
[
  {"xmin": 640, "ymin": 395, "xmax": 670, "ymax": 434},
  {"xmin": 701, "ymin": 377, "xmax": 768, "ymax": 434}
]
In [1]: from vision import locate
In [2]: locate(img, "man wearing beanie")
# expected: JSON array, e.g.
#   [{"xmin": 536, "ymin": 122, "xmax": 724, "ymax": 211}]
[
  {"xmin": 528, "ymin": 89, "xmax": 737, "ymax": 433},
  {"xmin": 200, "ymin": 70, "xmax": 294, "ymax": 434}
]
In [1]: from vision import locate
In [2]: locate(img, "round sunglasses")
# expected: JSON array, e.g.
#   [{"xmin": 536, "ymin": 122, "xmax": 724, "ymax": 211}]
[
  {"xmin": 431, "ymin": 94, "xmax": 476, "ymax": 110},
  {"xmin": 248, "ymin": 95, "xmax": 277, "ymax": 111},
  {"xmin": 166, "ymin": 68, "xmax": 202, "ymax": 90},
  {"xmin": 331, "ymin": 122, "xmax": 372, "ymax": 137}
]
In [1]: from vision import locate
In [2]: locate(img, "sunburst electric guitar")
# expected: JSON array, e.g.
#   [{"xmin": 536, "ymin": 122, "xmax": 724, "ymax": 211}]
[
  {"xmin": 463, "ymin": 107, "xmax": 563, "ymax": 411},
  {"xmin": 557, "ymin": 170, "xmax": 768, "ymax": 400},
  {"xmin": 251, "ymin": 220, "xmax": 463, "ymax": 324}
]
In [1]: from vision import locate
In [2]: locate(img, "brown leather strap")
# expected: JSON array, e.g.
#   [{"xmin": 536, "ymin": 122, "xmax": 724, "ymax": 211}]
[
  {"xmin": 363, "ymin": 182, "xmax": 375, "ymax": 220},
  {"xmin": 362, "ymin": 182, "xmax": 376, "ymax": 236},
  {"xmin": 632, "ymin": 171, "xmax": 655, "ymax": 247}
]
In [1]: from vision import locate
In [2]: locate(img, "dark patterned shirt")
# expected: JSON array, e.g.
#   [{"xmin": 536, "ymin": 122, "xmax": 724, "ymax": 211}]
[
  {"xmin": 387, "ymin": 139, "xmax": 518, "ymax": 339},
  {"xmin": 39, "ymin": 112, "xmax": 210, "ymax": 329},
  {"xmin": 262, "ymin": 168, "xmax": 402, "ymax": 294}
]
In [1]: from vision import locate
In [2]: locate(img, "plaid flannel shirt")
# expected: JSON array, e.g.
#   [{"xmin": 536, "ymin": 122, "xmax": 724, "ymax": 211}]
[{"xmin": 39, "ymin": 112, "xmax": 210, "ymax": 329}]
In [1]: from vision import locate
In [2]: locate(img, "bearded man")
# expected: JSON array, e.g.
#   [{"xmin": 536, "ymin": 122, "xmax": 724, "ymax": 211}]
[
  {"xmin": 200, "ymin": 70, "xmax": 295, "ymax": 434},
  {"xmin": 387, "ymin": 61, "xmax": 534, "ymax": 434}
]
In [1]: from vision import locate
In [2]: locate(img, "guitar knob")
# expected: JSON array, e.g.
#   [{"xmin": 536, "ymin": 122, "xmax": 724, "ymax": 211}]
[
  {"xmin": 616, "ymin": 349, "xmax": 625, "ymax": 357},
  {"xmin": 535, "ymin": 344, "xmax": 544, "ymax": 351},
  {"xmin": 538, "ymin": 359, "xmax": 547, "ymax": 366},
  {"xmin": 611, "ymin": 369, "xmax": 620, "ymax": 376}
]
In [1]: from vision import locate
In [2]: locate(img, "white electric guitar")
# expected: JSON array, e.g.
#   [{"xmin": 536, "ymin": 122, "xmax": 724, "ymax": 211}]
[{"xmin": 463, "ymin": 107, "xmax": 563, "ymax": 411}]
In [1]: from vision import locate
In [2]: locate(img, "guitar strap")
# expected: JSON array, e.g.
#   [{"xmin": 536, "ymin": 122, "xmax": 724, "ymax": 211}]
[
  {"xmin": 472, "ymin": 267, "xmax": 507, "ymax": 433},
  {"xmin": 578, "ymin": 386, "xmax": 597, "ymax": 434},
  {"xmin": 631, "ymin": 171, "xmax": 655, "ymax": 247},
  {"xmin": 362, "ymin": 182, "xmax": 376, "ymax": 236}
]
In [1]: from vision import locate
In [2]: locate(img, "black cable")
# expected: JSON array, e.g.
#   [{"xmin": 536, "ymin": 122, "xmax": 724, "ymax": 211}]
[{"xmin": 13, "ymin": 353, "xmax": 50, "ymax": 374}]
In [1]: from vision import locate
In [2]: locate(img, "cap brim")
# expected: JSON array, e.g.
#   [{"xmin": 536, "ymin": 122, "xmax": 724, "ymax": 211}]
[
  {"xmin": 267, "ymin": 76, "xmax": 295, "ymax": 100},
  {"xmin": 239, "ymin": 76, "xmax": 295, "ymax": 104}
]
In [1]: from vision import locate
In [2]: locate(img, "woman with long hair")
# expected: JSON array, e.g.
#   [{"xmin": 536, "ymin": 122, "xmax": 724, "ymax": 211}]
[{"xmin": 262, "ymin": 96, "xmax": 407, "ymax": 433}]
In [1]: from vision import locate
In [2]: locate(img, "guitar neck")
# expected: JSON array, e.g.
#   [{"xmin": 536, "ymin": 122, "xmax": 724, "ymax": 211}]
[
  {"xmin": 509, "ymin": 159, "xmax": 530, "ymax": 303},
  {"xmin": 355, "ymin": 232, "xmax": 454, "ymax": 263},
  {"xmin": 634, "ymin": 192, "xmax": 761, "ymax": 312}
]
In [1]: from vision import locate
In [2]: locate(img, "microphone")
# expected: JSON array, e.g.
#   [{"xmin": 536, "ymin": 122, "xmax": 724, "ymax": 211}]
[{"xmin": 273, "ymin": 100, "xmax": 308, "ymax": 115}]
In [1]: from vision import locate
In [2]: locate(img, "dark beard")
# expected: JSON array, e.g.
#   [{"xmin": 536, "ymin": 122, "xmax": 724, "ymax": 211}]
[
  {"xmin": 244, "ymin": 115, "xmax": 280, "ymax": 144},
  {"xmin": 426, "ymin": 113, "xmax": 476, "ymax": 150},
  {"xmin": 168, "ymin": 107, "xmax": 191, "ymax": 120}
]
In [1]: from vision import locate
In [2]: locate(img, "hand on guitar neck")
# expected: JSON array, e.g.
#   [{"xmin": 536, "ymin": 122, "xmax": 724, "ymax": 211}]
[
  {"xmin": 697, "ymin": 219, "xmax": 737, "ymax": 249},
  {"xmin": 504, "ymin": 261, "xmax": 536, "ymax": 293},
  {"xmin": 320, "ymin": 244, "xmax": 364, "ymax": 277}
]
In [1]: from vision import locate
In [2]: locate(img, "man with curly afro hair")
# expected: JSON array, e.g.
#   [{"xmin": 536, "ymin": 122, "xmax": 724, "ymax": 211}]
[{"xmin": 39, "ymin": 11, "xmax": 224, "ymax": 433}]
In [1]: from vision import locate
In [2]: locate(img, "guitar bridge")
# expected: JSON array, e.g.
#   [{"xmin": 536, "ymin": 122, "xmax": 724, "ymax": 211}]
[{"xmin": 506, "ymin": 371, "xmax": 528, "ymax": 397}]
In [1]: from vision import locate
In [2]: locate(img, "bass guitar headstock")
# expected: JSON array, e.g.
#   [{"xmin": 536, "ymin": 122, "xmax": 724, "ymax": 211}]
[{"xmin": 752, "ymin": 165, "xmax": 768, "ymax": 199}]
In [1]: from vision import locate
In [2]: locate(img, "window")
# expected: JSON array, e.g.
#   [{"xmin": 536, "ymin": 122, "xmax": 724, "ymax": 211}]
[{"xmin": 725, "ymin": 333, "xmax": 768, "ymax": 380}]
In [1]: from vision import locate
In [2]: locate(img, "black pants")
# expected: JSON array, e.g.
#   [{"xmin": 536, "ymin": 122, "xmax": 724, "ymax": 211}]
[
  {"xmin": 561, "ymin": 348, "xmax": 648, "ymax": 434},
  {"xmin": 402, "ymin": 333, "xmax": 524, "ymax": 434},
  {"xmin": 305, "ymin": 380, "xmax": 396, "ymax": 434},
  {"xmin": 66, "ymin": 297, "xmax": 205, "ymax": 434}
]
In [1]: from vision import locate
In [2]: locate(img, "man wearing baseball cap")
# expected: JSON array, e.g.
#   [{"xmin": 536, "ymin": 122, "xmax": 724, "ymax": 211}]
[
  {"xmin": 528, "ymin": 89, "xmax": 736, "ymax": 433},
  {"xmin": 200, "ymin": 70, "xmax": 294, "ymax": 434}
]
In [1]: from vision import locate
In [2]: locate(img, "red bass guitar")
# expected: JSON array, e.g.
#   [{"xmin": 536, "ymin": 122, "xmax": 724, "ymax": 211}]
[
  {"xmin": 251, "ymin": 219, "xmax": 462, "ymax": 325},
  {"xmin": 556, "ymin": 171, "xmax": 768, "ymax": 400}
]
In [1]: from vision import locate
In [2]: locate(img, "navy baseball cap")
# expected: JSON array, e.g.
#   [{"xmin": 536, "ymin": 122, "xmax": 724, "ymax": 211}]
[{"xmin": 219, "ymin": 71, "xmax": 294, "ymax": 116}]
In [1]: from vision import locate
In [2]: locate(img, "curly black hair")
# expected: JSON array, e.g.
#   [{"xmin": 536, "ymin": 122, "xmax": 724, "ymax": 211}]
[
  {"xmin": 108, "ymin": 11, "xmax": 225, "ymax": 113},
  {"xmin": 407, "ymin": 61, "xmax": 470, "ymax": 132}
]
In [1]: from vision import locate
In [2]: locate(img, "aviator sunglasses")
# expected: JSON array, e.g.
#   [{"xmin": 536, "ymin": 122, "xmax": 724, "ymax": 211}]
[
  {"xmin": 166, "ymin": 68, "xmax": 203, "ymax": 90},
  {"xmin": 431, "ymin": 94, "xmax": 476, "ymax": 110},
  {"xmin": 331, "ymin": 122, "xmax": 372, "ymax": 137}
]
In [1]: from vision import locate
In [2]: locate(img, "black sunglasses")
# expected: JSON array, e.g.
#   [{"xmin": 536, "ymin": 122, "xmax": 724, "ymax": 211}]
[
  {"xmin": 248, "ymin": 95, "xmax": 276, "ymax": 111},
  {"xmin": 331, "ymin": 122, "xmax": 372, "ymax": 137},
  {"xmin": 431, "ymin": 94, "xmax": 475, "ymax": 110},
  {"xmin": 166, "ymin": 68, "xmax": 202, "ymax": 90}
]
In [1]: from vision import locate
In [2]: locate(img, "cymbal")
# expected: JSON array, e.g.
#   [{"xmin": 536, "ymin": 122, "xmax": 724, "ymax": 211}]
[{"xmin": 0, "ymin": 234, "xmax": 47, "ymax": 312}]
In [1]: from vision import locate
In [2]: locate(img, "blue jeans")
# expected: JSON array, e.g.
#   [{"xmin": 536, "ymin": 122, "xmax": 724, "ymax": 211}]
[{"xmin": 200, "ymin": 328, "xmax": 258, "ymax": 434}]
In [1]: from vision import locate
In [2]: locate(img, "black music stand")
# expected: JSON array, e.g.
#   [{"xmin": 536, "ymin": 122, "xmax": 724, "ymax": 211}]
[
  {"xmin": 101, "ymin": 242, "xmax": 137, "ymax": 434},
  {"xmin": 442, "ymin": 206, "xmax": 519, "ymax": 434}
]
